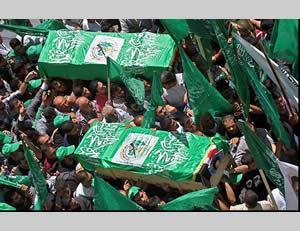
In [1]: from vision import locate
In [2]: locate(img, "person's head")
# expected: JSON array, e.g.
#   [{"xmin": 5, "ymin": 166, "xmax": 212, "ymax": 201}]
[
  {"xmin": 9, "ymin": 78, "xmax": 22, "ymax": 92},
  {"xmin": 15, "ymin": 151, "xmax": 28, "ymax": 170},
  {"xmin": 137, "ymin": 76, "xmax": 151, "ymax": 92},
  {"xmin": 88, "ymin": 80, "xmax": 107, "ymax": 97},
  {"xmin": 291, "ymin": 176, "xmax": 298, "ymax": 197},
  {"xmin": 111, "ymin": 83, "xmax": 125, "ymax": 98},
  {"xmin": 200, "ymin": 112, "xmax": 215, "ymax": 130},
  {"xmin": 128, "ymin": 186, "xmax": 150, "ymax": 207},
  {"xmin": 9, "ymin": 98, "xmax": 22, "ymax": 111},
  {"xmin": 160, "ymin": 117, "xmax": 178, "ymax": 132},
  {"xmin": 76, "ymin": 169, "xmax": 93, "ymax": 188},
  {"xmin": 37, "ymin": 135, "xmax": 50, "ymax": 145},
  {"xmin": 4, "ymin": 189, "xmax": 25, "ymax": 209},
  {"xmin": 9, "ymin": 38, "xmax": 25, "ymax": 54},
  {"xmin": 133, "ymin": 115, "xmax": 144, "ymax": 127},
  {"xmin": 12, "ymin": 62, "xmax": 27, "ymax": 77},
  {"xmin": 102, "ymin": 105, "xmax": 118, "ymax": 123},
  {"xmin": 61, "ymin": 120, "xmax": 78, "ymax": 136},
  {"xmin": 76, "ymin": 96, "xmax": 93, "ymax": 114},
  {"xmin": 160, "ymin": 71, "xmax": 176, "ymax": 89},
  {"xmin": 55, "ymin": 179, "xmax": 72, "ymax": 198},
  {"xmin": 243, "ymin": 190, "xmax": 258, "ymax": 208},
  {"xmin": 73, "ymin": 86, "xmax": 92, "ymax": 99},
  {"xmin": 50, "ymin": 79, "xmax": 66, "ymax": 92},
  {"xmin": 41, "ymin": 143, "xmax": 58, "ymax": 161},
  {"xmin": 241, "ymin": 152, "xmax": 256, "ymax": 170},
  {"xmin": 180, "ymin": 115, "xmax": 194, "ymax": 132},
  {"xmin": 53, "ymin": 96, "xmax": 72, "ymax": 112},
  {"xmin": 223, "ymin": 114, "xmax": 239, "ymax": 135},
  {"xmin": 273, "ymin": 92, "xmax": 287, "ymax": 115},
  {"xmin": 155, "ymin": 106, "xmax": 168, "ymax": 119},
  {"xmin": 43, "ymin": 106, "xmax": 57, "ymax": 123}
]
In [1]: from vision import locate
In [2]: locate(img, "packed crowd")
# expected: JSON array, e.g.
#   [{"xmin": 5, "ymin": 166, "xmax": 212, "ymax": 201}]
[{"xmin": 0, "ymin": 19, "xmax": 298, "ymax": 211}]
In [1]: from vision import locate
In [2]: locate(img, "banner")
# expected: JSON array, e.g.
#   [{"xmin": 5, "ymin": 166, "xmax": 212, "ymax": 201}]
[
  {"xmin": 238, "ymin": 120, "xmax": 285, "ymax": 195},
  {"xmin": 94, "ymin": 175, "xmax": 144, "ymax": 211},
  {"xmin": 21, "ymin": 137, "xmax": 48, "ymax": 210},
  {"xmin": 38, "ymin": 31, "xmax": 176, "ymax": 81},
  {"xmin": 160, "ymin": 187, "xmax": 219, "ymax": 210},
  {"xmin": 233, "ymin": 33, "xmax": 298, "ymax": 111},
  {"xmin": 178, "ymin": 46, "xmax": 233, "ymax": 123},
  {"xmin": 0, "ymin": 175, "xmax": 21, "ymax": 189},
  {"xmin": 75, "ymin": 122, "xmax": 229, "ymax": 183}
]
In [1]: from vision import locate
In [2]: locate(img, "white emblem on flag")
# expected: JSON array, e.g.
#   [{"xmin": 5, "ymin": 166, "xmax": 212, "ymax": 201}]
[{"xmin": 84, "ymin": 35, "xmax": 125, "ymax": 64}]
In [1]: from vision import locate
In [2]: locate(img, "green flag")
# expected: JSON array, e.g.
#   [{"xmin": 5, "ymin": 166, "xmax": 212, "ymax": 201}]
[
  {"xmin": 0, "ymin": 175, "xmax": 21, "ymax": 189},
  {"xmin": 107, "ymin": 57, "xmax": 145, "ymax": 109},
  {"xmin": 0, "ymin": 24, "xmax": 48, "ymax": 37},
  {"xmin": 21, "ymin": 137, "xmax": 48, "ymax": 210},
  {"xmin": 211, "ymin": 19, "xmax": 250, "ymax": 118},
  {"xmin": 35, "ymin": 19, "xmax": 67, "ymax": 30},
  {"xmin": 238, "ymin": 120, "xmax": 285, "ymax": 194},
  {"xmin": 94, "ymin": 175, "xmax": 144, "ymax": 211},
  {"xmin": 241, "ymin": 58, "xmax": 291, "ymax": 148},
  {"xmin": 160, "ymin": 187, "xmax": 219, "ymax": 211},
  {"xmin": 141, "ymin": 71, "xmax": 165, "ymax": 128},
  {"xmin": 178, "ymin": 46, "xmax": 233, "ymax": 124},
  {"xmin": 270, "ymin": 19, "xmax": 298, "ymax": 65},
  {"xmin": 160, "ymin": 19, "xmax": 189, "ymax": 43},
  {"xmin": 0, "ymin": 203, "xmax": 16, "ymax": 211}
]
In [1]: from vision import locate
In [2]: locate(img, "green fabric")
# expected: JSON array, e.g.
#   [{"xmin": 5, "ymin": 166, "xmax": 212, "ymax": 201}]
[
  {"xmin": 127, "ymin": 186, "xmax": 140, "ymax": 200},
  {"xmin": 32, "ymin": 105, "xmax": 45, "ymax": 129},
  {"xmin": 27, "ymin": 44, "xmax": 43, "ymax": 58},
  {"xmin": 270, "ymin": 19, "xmax": 298, "ymax": 65},
  {"xmin": 0, "ymin": 175, "xmax": 21, "ymax": 189},
  {"xmin": 141, "ymin": 71, "xmax": 165, "ymax": 128},
  {"xmin": 94, "ymin": 175, "xmax": 144, "ymax": 211},
  {"xmin": 3, "ymin": 19, "xmax": 30, "ymax": 26},
  {"xmin": 160, "ymin": 19, "xmax": 189, "ymax": 43},
  {"xmin": 107, "ymin": 57, "xmax": 145, "ymax": 109},
  {"xmin": 38, "ymin": 30, "xmax": 175, "ymax": 81},
  {"xmin": 6, "ymin": 175, "xmax": 31, "ymax": 187},
  {"xmin": 1, "ymin": 142, "xmax": 19, "ymax": 157},
  {"xmin": 241, "ymin": 58, "xmax": 291, "ymax": 148},
  {"xmin": 178, "ymin": 46, "xmax": 233, "ymax": 124},
  {"xmin": 0, "ymin": 24, "xmax": 48, "ymax": 37},
  {"xmin": 24, "ymin": 99, "xmax": 33, "ymax": 108},
  {"xmin": 0, "ymin": 202, "xmax": 16, "ymax": 211},
  {"xmin": 56, "ymin": 145, "xmax": 75, "ymax": 160},
  {"xmin": 238, "ymin": 120, "xmax": 285, "ymax": 195},
  {"xmin": 75, "ymin": 122, "xmax": 230, "ymax": 182},
  {"xmin": 211, "ymin": 19, "xmax": 250, "ymax": 119},
  {"xmin": 53, "ymin": 115, "xmax": 70, "ymax": 128},
  {"xmin": 160, "ymin": 187, "xmax": 219, "ymax": 211},
  {"xmin": 35, "ymin": 19, "xmax": 67, "ymax": 30},
  {"xmin": 21, "ymin": 137, "xmax": 48, "ymax": 210},
  {"xmin": 0, "ymin": 131, "xmax": 12, "ymax": 144}
]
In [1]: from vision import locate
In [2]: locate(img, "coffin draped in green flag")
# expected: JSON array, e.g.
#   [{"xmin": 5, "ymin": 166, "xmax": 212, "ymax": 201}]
[
  {"xmin": 238, "ymin": 120, "xmax": 285, "ymax": 195},
  {"xmin": 107, "ymin": 57, "xmax": 145, "ymax": 109},
  {"xmin": 160, "ymin": 187, "xmax": 219, "ymax": 211},
  {"xmin": 74, "ymin": 122, "xmax": 229, "ymax": 182},
  {"xmin": 178, "ymin": 46, "xmax": 233, "ymax": 124},
  {"xmin": 38, "ymin": 31, "xmax": 176, "ymax": 81},
  {"xmin": 0, "ymin": 203, "xmax": 16, "ymax": 211},
  {"xmin": 211, "ymin": 19, "xmax": 250, "ymax": 118},
  {"xmin": 94, "ymin": 175, "xmax": 144, "ymax": 211},
  {"xmin": 241, "ymin": 58, "xmax": 291, "ymax": 148},
  {"xmin": 141, "ymin": 71, "xmax": 165, "ymax": 128},
  {"xmin": 21, "ymin": 137, "xmax": 48, "ymax": 210}
]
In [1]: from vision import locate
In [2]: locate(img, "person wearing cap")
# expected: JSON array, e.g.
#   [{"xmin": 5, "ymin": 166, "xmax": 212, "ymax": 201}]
[
  {"xmin": 127, "ymin": 186, "xmax": 150, "ymax": 207},
  {"xmin": 56, "ymin": 145, "xmax": 78, "ymax": 173},
  {"xmin": 40, "ymin": 143, "xmax": 59, "ymax": 176},
  {"xmin": 0, "ymin": 131, "xmax": 12, "ymax": 144},
  {"xmin": 73, "ymin": 168, "xmax": 94, "ymax": 201},
  {"xmin": 1, "ymin": 141, "xmax": 19, "ymax": 157},
  {"xmin": 26, "ymin": 44, "xmax": 43, "ymax": 62}
]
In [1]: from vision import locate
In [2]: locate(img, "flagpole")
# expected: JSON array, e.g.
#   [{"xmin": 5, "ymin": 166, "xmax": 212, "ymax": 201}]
[
  {"xmin": 246, "ymin": 20, "xmax": 294, "ymax": 114},
  {"xmin": 258, "ymin": 169, "xmax": 279, "ymax": 210},
  {"xmin": 194, "ymin": 35, "xmax": 214, "ymax": 86}
]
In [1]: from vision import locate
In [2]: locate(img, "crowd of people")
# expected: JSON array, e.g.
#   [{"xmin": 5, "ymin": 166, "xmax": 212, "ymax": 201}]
[{"xmin": 0, "ymin": 19, "xmax": 298, "ymax": 211}]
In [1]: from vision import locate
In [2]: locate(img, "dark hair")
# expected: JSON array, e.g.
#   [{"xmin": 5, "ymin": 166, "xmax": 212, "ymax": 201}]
[
  {"xmin": 244, "ymin": 190, "xmax": 258, "ymax": 208},
  {"xmin": 88, "ymin": 80, "xmax": 98, "ymax": 97},
  {"xmin": 9, "ymin": 78, "xmax": 20, "ymax": 91},
  {"xmin": 8, "ymin": 98, "xmax": 19, "ymax": 110},
  {"xmin": 11, "ymin": 62, "xmax": 25, "ymax": 75},
  {"xmin": 241, "ymin": 153, "xmax": 254, "ymax": 166},
  {"xmin": 9, "ymin": 38, "xmax": 21, "ymax": 49},
  {"xmin": 271, "ymin": 89, "xmax": 282, "ymax": 100},
  {"xmin": 111, "ymin": 83, "xmax": 123, "ymax": 96},
  {"xmin": 159, "ymin": 117, "xmax": 172, "ymax": 131},
  {"xmin": 40, "ymin": 143, "xmax": 59, "ymax": 154},
  {"xmin": 60, "ymin": 120, "xmax": 75, "ymax": 134},
  {"xmin": 179, "ymin": 115, "xmax": 191, "ymax": 127},
  {"xmin": 73, "ymin": 86, "xmax": 83, "ymax": 97},
  {"xmin": 55, "ymin": 178, "xmax": 70, "ymax": 193},
  {"xmin": 15, "ymin": 151, "xmax": 26, "ymax": 163},
  {"xmin": 160, "ymin": 71, "xmax": 176, "ymax": 84},
  {"xmin": 146, "ymin": 195, "xmax": 161, "ymax": 211},
  {"xmin": 76, "ymin": 170, "xmax": 90, "ymax": 183},
  {"xmin": 222, "ymin": 114, "xmax": 236, "ymax": 125},
  {"xmin": 4, "ymin": 189, "xmax": 18, "ymax": 205},
  {"xmin": 43, "ymin": 106, "xmax": 56, "ymax": 120}
]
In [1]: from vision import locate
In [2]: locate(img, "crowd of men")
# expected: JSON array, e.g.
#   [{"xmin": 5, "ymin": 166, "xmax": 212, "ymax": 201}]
[{"xmin": 0, "ymin": 19, "xmax": 298, "ymax": 211}]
